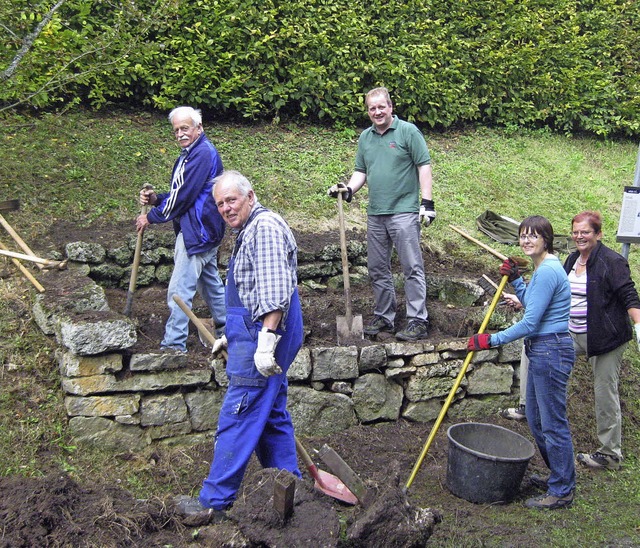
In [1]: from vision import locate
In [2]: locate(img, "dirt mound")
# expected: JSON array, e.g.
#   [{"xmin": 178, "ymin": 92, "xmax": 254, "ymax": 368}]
[{"xmin": 0, "ymin": 473, "xmax": 185, "ymax": 547}]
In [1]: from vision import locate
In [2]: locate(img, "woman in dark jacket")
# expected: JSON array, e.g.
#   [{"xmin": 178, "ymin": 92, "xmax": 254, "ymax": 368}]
[{"xmin": 564, "ymin": 211, "xmax": 640, "ymax": 470}]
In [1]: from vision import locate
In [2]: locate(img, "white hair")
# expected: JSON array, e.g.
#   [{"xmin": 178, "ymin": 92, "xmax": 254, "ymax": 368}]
[{"xmin": 168, "ymin": 106, "xmax": 202, "ymax": 127}]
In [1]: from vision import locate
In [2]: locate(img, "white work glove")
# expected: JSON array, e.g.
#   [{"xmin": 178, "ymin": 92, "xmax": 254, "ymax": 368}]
[
  {"xmin": 419, "ymin": 199, "xmax": 436, "ymax": 226},
  {"xmin": 211, "ymin": 334, "xmax": 227, "ymax": 356},
  {"xmin": 254, "ymin": 328, "xmax": 282, "ymax": 377},
  {"xmin": 635, "ymin": 323, "xmax": 640, "ymax": 351}
]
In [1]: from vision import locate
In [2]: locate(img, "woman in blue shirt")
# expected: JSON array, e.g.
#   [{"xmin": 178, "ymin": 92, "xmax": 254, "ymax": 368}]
[{"xmin": 468, "ymin": 216, "xmax": 576, "ymax": 510}]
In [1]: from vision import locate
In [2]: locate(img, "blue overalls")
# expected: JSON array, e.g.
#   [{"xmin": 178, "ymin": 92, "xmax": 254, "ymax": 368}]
[{"xmin": 199, "ymin": 238, "xmax": 303, "ymax": 511}]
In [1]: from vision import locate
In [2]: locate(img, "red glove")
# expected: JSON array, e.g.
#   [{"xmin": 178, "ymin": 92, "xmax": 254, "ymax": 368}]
[
  {"xmin": 499, "ymin": 258, "xmax": 520, "ymax": 283},
  {"xmin": 467, "ymin": 333, "xmax": 491, "ymax": 351}
]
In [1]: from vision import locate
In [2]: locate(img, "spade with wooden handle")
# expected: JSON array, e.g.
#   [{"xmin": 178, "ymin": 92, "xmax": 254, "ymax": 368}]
[
  {"xmin": 172, "ymin": 294, "xmax": 227, "ymax": 359},
  {"xmin": 336, "ymin": 187, "xmax": 363, "ymax": 344}
]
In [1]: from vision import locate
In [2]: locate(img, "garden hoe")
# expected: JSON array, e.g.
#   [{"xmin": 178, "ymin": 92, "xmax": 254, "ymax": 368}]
[
  {"xmin": 174, "ymin": 294, "xmax": 359, "ymax": 505},
  {"xmin": 336, "ymin": 187, "xmax": 363, "ymax": 344},
  {"xmin": 123, "ymin": 184, "xmax": 153, "ymax": 317}
]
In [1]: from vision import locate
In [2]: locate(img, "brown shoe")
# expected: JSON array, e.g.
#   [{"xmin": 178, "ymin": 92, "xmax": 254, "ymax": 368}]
[{"xmin": 525, "ymin": 491, "xmax": 574, "ymax": 510}]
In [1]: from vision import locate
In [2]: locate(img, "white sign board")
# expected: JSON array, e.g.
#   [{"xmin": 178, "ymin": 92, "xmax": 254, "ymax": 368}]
[{"xmin": 616, "ymin": 186, "xmax": 640, "ymax": 243}]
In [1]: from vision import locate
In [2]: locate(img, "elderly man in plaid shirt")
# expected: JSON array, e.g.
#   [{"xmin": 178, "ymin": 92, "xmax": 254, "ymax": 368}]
[{"xmin": 174, "ymin": 170, "xmax": 303, "ymax": 524}]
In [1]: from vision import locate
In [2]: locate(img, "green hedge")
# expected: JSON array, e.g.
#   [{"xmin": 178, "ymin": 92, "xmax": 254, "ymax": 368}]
[{"xmin": 2, "ymin": 0, "xmax": 639, "ymax": 137}]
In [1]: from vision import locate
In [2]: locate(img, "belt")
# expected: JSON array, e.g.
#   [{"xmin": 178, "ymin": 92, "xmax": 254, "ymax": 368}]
[{"xmin": 524, "ymin": 332, "xmax": 570, "ymax": 349}]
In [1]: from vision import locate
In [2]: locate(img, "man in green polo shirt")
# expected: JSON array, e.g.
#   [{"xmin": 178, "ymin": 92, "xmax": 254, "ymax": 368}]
[{"xmin": 328, "ymin": 87, "xmax": 435, "ymax": 341}]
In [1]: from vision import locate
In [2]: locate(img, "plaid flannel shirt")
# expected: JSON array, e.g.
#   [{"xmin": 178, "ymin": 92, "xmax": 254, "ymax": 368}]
[{"xmin": 231, "ymin": 203, "xmax": 298, "ymax": 325}]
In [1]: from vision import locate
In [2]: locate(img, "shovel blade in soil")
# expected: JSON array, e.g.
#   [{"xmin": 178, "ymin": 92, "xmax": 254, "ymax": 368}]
[{"xmin": 336, "ymin": 314, "xmax": 363, "ymax": 345}]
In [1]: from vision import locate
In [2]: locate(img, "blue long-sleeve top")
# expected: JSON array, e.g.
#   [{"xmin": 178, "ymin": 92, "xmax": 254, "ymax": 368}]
[
  {"xmin": 147, "ymin": 133, "xmax": 225, "ymax": 255},
  {"xmin": 491, "ymin": 255, "xmax": 571, "ymax": 346}
]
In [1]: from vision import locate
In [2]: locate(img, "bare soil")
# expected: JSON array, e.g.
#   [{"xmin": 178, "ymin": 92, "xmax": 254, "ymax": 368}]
[{"xmin": 0, "ymin": 219, "xmax": 635, "ymax": 547}]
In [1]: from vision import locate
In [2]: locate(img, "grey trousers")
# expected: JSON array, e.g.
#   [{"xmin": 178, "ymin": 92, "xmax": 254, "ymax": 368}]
[{"xmin": 366, "ymin": 213, "xmax": 428, "ymax": 325}]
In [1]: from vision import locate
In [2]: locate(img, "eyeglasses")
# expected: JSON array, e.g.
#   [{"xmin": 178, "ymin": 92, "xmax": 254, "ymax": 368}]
[
  {"xmin": 519, "ymin": 233, "xmax": 539, "ymax": 242},
  {"xmin": 570, "ymin": 230, "xmax": 594, "ymax": 237}
]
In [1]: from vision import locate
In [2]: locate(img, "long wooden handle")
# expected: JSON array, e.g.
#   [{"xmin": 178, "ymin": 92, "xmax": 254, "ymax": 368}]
[
  {"xmin": 172, "ymin": 294, "xmax": 228, "ymax": 359},
  {"xmin": 405, "ymin": 274, "xmax": 510, "ymax": 491},
  {"xmin": 449, "ymin": 224, "xmax": 508, "ymax": 261},
  {"xmin": 123, "ymin": 185, "xmax": 153, "ymax": 316},
  {"xmin": 0, "ymin": 213, "xmax": 43, "ymax": 270},
  {"xmin": 337, "ymin": 190, "xmax": 353, "ymax": 323},
  {"xmin": 294, "ymin": 436, "xmax": 326, "ymax": 487},
  {"xmin": 128, "ymin": 222, "xmax": 146, "ymax": 293},
  {"xmin": 0, "ymin": 240, "xmax": 45, "ymax": 292},
  {"xmin": 0, "ymin": 248, "xmax": 65, "ymax": 268}
]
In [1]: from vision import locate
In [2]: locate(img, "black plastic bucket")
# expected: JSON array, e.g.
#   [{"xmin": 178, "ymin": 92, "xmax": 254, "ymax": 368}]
[{"xmin": 446, "ymin": 422, "xmax": 535, "ymax": 504}]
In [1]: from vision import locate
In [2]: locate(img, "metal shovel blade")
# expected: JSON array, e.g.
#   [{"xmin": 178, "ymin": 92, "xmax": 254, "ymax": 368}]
[
  {"xmin": 313, "ymin": 468, "xmax": 359, "ymax": 505},
  {"xmin": 336, "ymin": 313, "xmax": 364, "ymax": 345},
  {"xmin": 295, "ymin": 436, "xmax": 358, "ymax": 505}
]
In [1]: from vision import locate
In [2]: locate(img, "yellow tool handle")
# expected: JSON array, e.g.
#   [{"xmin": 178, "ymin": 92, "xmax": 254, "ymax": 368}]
[{"xmin": 404, "ymin": 274, "xmax": 509, "ymax": 492}]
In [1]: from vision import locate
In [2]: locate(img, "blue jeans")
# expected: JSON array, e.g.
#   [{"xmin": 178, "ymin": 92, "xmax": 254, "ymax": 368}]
[
  {"xmin": 161, "ymin": 232, "xmax": 226, "ymax": 351},
  {"xmin": 525, "ymin": 333, "xmax": 576, "ymax": 497}
]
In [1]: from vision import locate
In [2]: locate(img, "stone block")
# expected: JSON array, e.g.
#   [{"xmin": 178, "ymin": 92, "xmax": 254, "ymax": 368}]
[
  {"xmin": 352, "ymin": 373, "xmax": 403, "ymax": 423},
  {"xmin": 68, "ymin": 416, "xmax": 150, "ymax": 451},
  {"xmin": 311, "ymin": 346, "xmax": 358, "ymax": 381},
  {"xmin": 56, "ymin": 313, "xmax": 137, "ymax": 355},
  {"xmin": 65, "ymin": 394, "xmax": 139, "ymax": 417},
  {"xmin": 56, "ymin": 349, "xmax": 123, "ymax": 377},
  {"xmin": 409, "ymin": 352, "xmax": 440, "ymax": 367},
  {"xmin": 65, "ymin": 241, "xmax": 106, "ymax": 264},
  {"xmin": 130, "ymin": 352, "xmax": 188, "ymax": 371},
  {"xmin": 359, "ymin": 345, "xmax": 387, "ymax": 372},
  {"xmin": 288, "ymin": 348, "xmax": 312, "ymax": 381},
  {"xmin": 140, "ymin": 393, "xmax": 188, "ymax": 426},
  {"xmin": 466, "ymin": 363, "xmax": 514, "ymax": 395},
  {"xmin": 147, "ymin": 421, "xmax": 192, "ymax": 440},
  {"xmin": 62, "ymin": 369, "xmax": 213, "ymax": 396},
  {"xmin": 288, "ymin": 386, "xmax": 356, "ymax": 436},
  {"xmin": 185, "ymin": 390, "xmax": 225, "ymax": 431},
  {"xmin": 385, "ymin": 341, "xmax": 434, "ymax": 357}
]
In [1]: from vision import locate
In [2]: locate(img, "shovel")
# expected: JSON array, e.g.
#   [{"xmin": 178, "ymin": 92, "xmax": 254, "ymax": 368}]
[
  {"xmin": 295, "ymin": 437, "xmax": 358, "ymax": 505},
  {"xmin": 174, "ymin": 294, "xmax": 358, "ymax": 505},
  {"xmin": 336, "ymin": 188, "xmax": 363, "ymax": 344}
]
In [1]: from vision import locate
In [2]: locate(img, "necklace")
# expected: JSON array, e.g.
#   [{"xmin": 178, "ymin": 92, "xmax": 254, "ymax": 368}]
[{"xmin": 577, "ymin": 256, "xmax": 588, "ymax": 266}]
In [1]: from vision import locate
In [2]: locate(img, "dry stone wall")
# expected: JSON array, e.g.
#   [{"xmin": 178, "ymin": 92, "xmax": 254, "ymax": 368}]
[{"xmin": 35, "ymin": 237, "xmax": 524, "ymax": 450}]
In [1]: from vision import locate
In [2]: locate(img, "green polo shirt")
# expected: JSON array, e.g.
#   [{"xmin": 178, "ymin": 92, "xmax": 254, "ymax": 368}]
[{"xmin": 355, "ymin": 116, "xmax": 431, "ymax": 215}]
